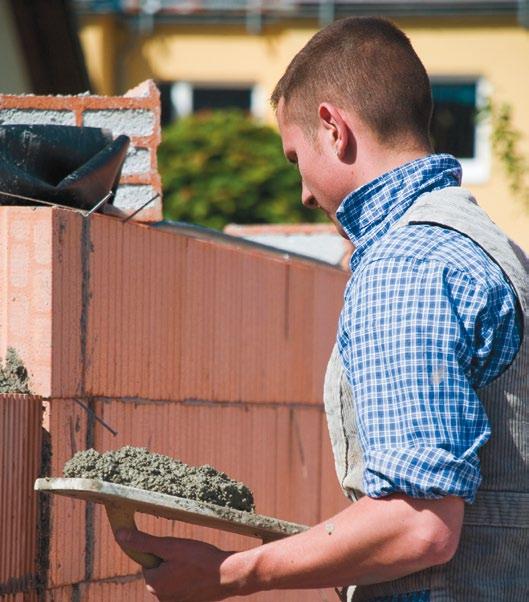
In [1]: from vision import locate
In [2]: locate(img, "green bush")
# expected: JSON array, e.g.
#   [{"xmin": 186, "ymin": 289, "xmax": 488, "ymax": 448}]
[
  {"xmin": 158, "ymin": 109, "xmax": 327, "ymax": 229},
  {"xmin": 481, "ymin": 100, "xmax": 529, "ymax": 211}
]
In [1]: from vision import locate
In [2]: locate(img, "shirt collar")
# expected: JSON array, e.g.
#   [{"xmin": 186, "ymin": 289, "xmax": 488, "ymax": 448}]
[{"xmin": 336, "ymin": 153, "xmax": 462, "ymax": 268}]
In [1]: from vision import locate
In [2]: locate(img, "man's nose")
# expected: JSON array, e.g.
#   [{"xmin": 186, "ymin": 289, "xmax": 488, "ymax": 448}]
[{"xmin": 301, "ymin": 182, "xmax": 318, "ymax": 209}]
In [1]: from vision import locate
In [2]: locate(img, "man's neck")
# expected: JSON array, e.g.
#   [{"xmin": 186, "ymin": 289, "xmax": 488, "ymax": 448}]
[
  {"xmin": 351, "ymin": 147, "xmax": 432, "ymax": 192},
  {"xmin": 336, "ymin": 154, "xmax": 463, "ymax": 260}
]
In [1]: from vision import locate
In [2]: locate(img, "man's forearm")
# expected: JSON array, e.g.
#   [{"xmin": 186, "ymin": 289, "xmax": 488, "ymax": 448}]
[{"xmin": 222, "ymin": 494, "xmax": 464, "ymax": 595}]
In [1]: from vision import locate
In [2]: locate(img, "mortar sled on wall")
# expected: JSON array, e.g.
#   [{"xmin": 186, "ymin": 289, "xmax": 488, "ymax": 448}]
[
  {"xmin": 35, "ymin": 477, "xmax": 308, "ymax": 569},
  {"xmin": 0, "ymin": 124, "xmax": 154, "ymax": 220}
]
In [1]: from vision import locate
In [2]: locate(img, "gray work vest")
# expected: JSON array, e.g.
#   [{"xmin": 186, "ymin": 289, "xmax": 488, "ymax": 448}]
[{"xmin": 324, "ymin": 187, "xmax": 529, "ymax": 601}]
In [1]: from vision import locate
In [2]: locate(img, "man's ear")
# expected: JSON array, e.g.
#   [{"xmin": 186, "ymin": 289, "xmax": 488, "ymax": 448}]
[{"xmin": 318, "ymin": 103, "xmax": 350, "ymax": 160}]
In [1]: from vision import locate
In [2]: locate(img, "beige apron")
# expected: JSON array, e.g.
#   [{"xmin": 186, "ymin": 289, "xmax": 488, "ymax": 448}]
[{"xmin": 324, "ymin": 187, "xmax": 529, "ymax": 601}]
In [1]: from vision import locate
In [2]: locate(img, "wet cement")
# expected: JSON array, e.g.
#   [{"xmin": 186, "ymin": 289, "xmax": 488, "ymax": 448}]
[
  {"xmin": 63, "ymin": 446, "xmax": 255, "ymax": 512},
  {"xmin": 0, "ymin": 347, "xmax": 31, "ymax": 394},
  {"xmin": 36, "ymin": 430, "xmax": 51, "ymax": 594}
]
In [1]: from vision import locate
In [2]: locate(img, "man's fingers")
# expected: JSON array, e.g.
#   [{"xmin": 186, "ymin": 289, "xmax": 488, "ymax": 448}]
[{"xmin": 115, "ymin": 528, "xmax": 168, "ymax": 558}]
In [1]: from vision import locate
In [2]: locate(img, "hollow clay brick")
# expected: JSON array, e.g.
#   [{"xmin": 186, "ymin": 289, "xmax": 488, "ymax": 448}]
[
  {"xmin": 43, "ymin": 585, "xmax": 75, "ymax": 602},
  {"xmin": 0, "ymin": 207, "xmax": 54, "ymax": 396},
  {"xmin": 0, "ymin": 395, "xmax": 42, "ymax": 596},
  {"xmin": 50, "ymin": 210, "xmax": 83, "ymax": 398},
  {"xmin": 75, "ymin": 212, "xmax": 345, "ymax": 402},
  {"xmin": 46, "ymin": 399, "xmax": 88, "ymax": 587},
  {"xmin": 2, "ymin": 592, "xmax": 39, "ymax": 602},
  {"xmin": 78, "ymin": 579, "xmax": 149, "ymax": 602}
]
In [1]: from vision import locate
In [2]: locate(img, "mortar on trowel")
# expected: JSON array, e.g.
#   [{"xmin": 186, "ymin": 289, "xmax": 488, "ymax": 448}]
[{"xmin": 35, "ymin": 446, "xmax": 307, "ymax": 569}]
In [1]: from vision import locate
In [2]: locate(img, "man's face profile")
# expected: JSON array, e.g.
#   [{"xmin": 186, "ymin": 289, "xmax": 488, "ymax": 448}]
[{"xmin": 276, "ymin": 98, "xmax": 349, "ymax": 237}]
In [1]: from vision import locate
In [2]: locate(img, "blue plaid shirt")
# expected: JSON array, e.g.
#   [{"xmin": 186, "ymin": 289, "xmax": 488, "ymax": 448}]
[
  {"xmin": 335, "ymin": 155, "xmax": 521, "ymax": 601},
  {"xmin": 336, "ymin": 154, "xmax": 521, "ymax": 503}
]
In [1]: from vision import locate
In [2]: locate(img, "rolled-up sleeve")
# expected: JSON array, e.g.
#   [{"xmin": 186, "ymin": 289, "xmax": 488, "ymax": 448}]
[{"xmin": 338, "ymin": 256, "xmax": 493, "ymax": 503}]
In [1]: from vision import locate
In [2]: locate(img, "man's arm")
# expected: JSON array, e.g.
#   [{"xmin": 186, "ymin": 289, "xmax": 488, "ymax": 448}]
[{"xmin": 118, "ymin": 493, "xmax": 463, "ymax": 600}]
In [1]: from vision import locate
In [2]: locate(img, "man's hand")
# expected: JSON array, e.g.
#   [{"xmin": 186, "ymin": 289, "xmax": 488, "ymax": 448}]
[{"xmin": 116, "ymin": 529, "xmax": 244, "ymax": 602}]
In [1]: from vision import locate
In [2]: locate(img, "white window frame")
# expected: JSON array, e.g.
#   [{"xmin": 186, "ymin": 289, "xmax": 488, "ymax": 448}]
[
  {"xmin": 170, "ymin": 81, "xmax": 265, "ymax": 119},
  {"xmin": 430, "ymin": 76, "xmax": 491, "ymax": 185}
]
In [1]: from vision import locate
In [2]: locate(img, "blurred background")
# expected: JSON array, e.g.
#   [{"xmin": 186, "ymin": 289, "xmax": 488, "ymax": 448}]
[{"xmin": 1, "ymin": 0, "xmax": 528, "ymax": 248}]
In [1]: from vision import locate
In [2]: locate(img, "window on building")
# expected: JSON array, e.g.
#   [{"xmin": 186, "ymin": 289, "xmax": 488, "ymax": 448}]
[
  {"xmin": 158, "ymin": 81, "xmax": 266, "ymax": 126},
  {"xmin": 193, "ymin": 87, "xmax": 252, "ymax": 112},
  {"xmin": 159, "ymin": 82, "xmax": 175, "ymax": 126},
  {"xmin": 430, "ymin": 77, "xmax": 490, "ymax": 184}
]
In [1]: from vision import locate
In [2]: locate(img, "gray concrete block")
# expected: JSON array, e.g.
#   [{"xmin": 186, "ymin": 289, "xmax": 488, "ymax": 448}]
[
  {"xmin": 113, "ymin": 184, "xmax": 158, "ymax": 211},
  {"xmin": 122, "ymin": 147, "xmax": 151, "ymax": 175},
  {"xmin": 0, "ymin": 109, "xmax": 76, "ymax": 126},
  {"xmin": 83, "ymin": 109, "xmax": 154, "ymax": 137}
]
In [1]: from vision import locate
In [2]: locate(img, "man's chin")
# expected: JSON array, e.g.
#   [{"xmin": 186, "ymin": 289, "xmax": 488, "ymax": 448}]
[
  {"xmin": 318, "ymin": 208, "xmax": 350, "ymax": 241},
  {"xmin": 328, "ymin": 217, "xmax": 349, "ymax": 241}
]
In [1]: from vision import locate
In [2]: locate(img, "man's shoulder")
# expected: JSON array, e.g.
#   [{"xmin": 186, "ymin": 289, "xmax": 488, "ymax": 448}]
[{"xmin": 362, "ymin": 222, "xmax": 502, "ymax": 286}]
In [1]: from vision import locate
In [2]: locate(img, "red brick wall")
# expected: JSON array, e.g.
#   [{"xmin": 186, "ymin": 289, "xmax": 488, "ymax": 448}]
[{"xmin": 0, "ymin": 207, "xmax": 349, "ymax": 601}]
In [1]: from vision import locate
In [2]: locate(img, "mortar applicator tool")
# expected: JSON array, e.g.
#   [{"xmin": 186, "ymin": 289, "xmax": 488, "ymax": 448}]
[{"xmin": 34, "ymin": 478, "xmax": 308, "ymax": 569}]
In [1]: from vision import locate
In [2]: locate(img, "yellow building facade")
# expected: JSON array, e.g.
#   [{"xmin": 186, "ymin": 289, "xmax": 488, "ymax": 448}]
[{"xmin": 77, "ymin": 9, "xmax": 529, "ymax": 249}]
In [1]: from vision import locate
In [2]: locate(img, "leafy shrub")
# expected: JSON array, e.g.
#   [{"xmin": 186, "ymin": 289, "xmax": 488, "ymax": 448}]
[
  {"xmin": 158, "ymin": 109, "xmax": 327, "ymax": 229},
  {"xmin": 481, "ymin": 100, "xmax": 529, "ymax": 210}
]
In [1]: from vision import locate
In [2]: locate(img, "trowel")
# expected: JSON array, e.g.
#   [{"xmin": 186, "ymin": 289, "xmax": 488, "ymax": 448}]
[{"xmin": 34, "ymin": 478, "xmax": 308, "ymax": 569}]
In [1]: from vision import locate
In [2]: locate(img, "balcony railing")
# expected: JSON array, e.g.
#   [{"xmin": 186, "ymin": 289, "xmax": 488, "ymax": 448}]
[{"xmin": 73, "ymin": 0, "xmax": 522, "ymax": 30}]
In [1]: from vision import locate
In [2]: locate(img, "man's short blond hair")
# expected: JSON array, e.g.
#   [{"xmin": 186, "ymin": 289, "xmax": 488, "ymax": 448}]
[{"xmin": 271, "ymin": 17, "xmax": 433, "ymax": 147}]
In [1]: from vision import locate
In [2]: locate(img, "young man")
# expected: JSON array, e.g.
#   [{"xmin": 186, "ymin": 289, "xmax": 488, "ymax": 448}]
[{"xmin": 119, "ymin": 17, "xmax": 528, "ymax": 600}]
